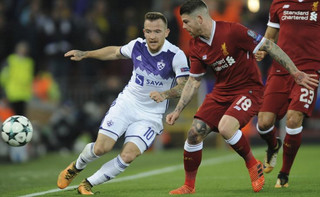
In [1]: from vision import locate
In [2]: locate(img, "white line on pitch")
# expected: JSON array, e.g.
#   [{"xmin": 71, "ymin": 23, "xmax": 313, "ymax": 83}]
[{"xmin": 20, "ymin": 151, "xmax": 262, "ymax": 197}]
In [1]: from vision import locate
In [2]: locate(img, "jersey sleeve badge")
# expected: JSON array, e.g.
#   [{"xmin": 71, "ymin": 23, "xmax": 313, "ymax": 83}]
[{"xmin": 247, "ymin": 30, "xmax": 263, "ymax": 43}]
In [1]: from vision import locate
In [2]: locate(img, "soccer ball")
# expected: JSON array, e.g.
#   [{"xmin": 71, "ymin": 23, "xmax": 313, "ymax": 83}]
[{"xmin": 1, "ymin": 115, "xmax": 33, "ymax": 147}]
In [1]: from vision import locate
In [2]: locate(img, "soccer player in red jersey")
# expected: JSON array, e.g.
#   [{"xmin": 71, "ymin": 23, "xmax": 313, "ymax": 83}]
[
  {"xmin": 166, "ymin": 0, "xmax": 319, "ymax": 194},
  {"xmin": 255, "ymin": 0, "xmax": 320, "ymax": 188}
]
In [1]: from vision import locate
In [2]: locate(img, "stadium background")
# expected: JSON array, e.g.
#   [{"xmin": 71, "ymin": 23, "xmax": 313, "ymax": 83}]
[{"xmin": 0, "ymin": 0, "xmax": 319, "ymax": 163}]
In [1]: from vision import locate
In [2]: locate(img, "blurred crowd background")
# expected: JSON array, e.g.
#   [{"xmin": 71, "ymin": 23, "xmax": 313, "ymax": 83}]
[{"xmin": 0, "ymin": 0, "xmax": 319, "ymax": 163}]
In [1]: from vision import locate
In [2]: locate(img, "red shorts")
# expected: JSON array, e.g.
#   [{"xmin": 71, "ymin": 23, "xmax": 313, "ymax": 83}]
[
  {"xmin": 195, "ymin": 89, "xmax": 263, "ymax": 131},
  {"xmin": 260, "ymin": 70, "xmax": 319, "ymax": 119}
]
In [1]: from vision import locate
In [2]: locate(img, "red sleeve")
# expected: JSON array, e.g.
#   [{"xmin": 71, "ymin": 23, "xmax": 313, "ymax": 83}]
[
  {"xmin": 269, "ymin": 0, "xmax": 280, "ymax": 25},
  {"xmin": 189, "ymin": 39, "xmax": 207, "ymax": 76},
  {"xmin": 230, "ymin": 23, "xmax": 263, "ymax": 53}
]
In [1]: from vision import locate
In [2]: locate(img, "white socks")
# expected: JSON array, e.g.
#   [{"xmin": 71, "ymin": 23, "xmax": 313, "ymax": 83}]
[
  {"xmin": 75, "ymin": 143, "xmax": 99, "ymax": 170},
  {"xmin": 225, "ymin": 130, "xmax": 242, "ymax": 145},
  {"xmin": 184, "ymin": 141, "xmax": 203, "ymax": 152},
  {"xmin": 87, "ymin": 155, "xmax": 129, "ymax": 186}
]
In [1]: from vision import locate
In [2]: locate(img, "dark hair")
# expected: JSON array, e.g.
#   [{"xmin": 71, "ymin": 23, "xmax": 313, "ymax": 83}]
[
  {"xmin": 145, "ymin": 12, "xmax": 168, "ymax": 27},
  {"xmin": 180, "ymin": 0, "xmax": 208, "ymax": 15}
]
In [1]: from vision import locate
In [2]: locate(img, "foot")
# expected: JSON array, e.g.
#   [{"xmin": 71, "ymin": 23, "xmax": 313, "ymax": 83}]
[
  {"xmin": 275, "ymin": 172, "xmax": 289, "ymax": 188},
  {"xmin": 57, "ymin": 161, "xmax": 81, "ymax": 189},
  {"xmin": 169, "ymin": 185, "xmax": 195, "ymax": 195},
  {"xmin": 248, "ymin": 160, "xmax": 265, "ymax": 192},
  {"xmin": 264, "ymin": 137, "xmax": 282, "ymax": 173},
  {"xmin": 78, "ymin": 179, "xmax": 94, "ymax": 195}
]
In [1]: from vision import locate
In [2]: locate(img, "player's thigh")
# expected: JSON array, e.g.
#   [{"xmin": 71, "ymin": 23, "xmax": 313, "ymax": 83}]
[
  {"xmin": 125, "ymin": 120, "xmax": 162, "ymax": 154},
  {"xmin": 194, "ymin": 96, "xmax": 227, "ymax": 131},
  {"xmin": 98, "ymin": 100, "xmax": 130, "ymax": 141},
  {"xmin": 225, "ymin": 92, "xmax": 262, "ymax": 129},
  {"xmin": 94, "ymin": 133, "xmax": 117, "ymax": 155}
]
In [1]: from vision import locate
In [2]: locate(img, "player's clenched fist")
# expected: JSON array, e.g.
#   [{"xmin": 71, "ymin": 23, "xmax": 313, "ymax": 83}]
[{"xmin": 166, "ymin": 111, "xmax": 180, "ymax": 125}]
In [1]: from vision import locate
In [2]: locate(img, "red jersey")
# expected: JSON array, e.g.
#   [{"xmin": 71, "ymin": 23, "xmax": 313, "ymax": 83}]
[
  {"xmin": 268, "ymin": 0, "xmax": 320, "ymax": 74},
  {"xmin": 189, "ymin": 21, "xmax": 264, "ymax": 102}
]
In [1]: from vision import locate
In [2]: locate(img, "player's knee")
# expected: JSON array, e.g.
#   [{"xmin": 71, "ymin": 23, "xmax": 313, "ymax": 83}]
[
  {"xmin": 93, "ymin": 144, "xmax": 109, "ymax": 156},
  {"xmin": 257, "ymin": 120, "xmax": 273, "ymax": 131},
  {"xmin": 286, "ymin": 113, "xmax": 304, "ymax": 128},
  {"xmin": 120, "ymin": 152, "xmax": 138, "ymax": 163},
  {"xmin": 187, "ymin": 127, "xmax": 202, "ymax": 144},
  {"xmin": 257, "ymin": 114, "xmax": 274, "ymax": 131}
]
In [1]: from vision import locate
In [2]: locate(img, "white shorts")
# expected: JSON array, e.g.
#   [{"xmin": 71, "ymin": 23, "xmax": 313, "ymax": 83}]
[{"xmin": 98, "ymin": 97, "xmax": 163, "ymax": 153}]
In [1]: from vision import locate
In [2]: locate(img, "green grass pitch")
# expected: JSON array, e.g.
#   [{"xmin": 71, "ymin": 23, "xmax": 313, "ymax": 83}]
[{"xmin": 1, "ymin": 145, "xmax": 319, "ymax": 197}]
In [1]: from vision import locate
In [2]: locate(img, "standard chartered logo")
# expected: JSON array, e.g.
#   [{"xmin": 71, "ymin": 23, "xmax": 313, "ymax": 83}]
[
  {"xmin": 226, "ymin": 56, "xmax": 235, "ymax": 66},
  {"xmin": 310, "ymin": 12, "xmax": 318, "ymax": 21}
]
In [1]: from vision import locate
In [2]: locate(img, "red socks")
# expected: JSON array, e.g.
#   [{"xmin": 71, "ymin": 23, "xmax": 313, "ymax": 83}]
[
  {"xmin": 183, "ymin": 150, "xmax": 202, "ymax": 188},
  {"xmin": 280, "ymin": 132, "xmax": 302, "ymax": 174},
  {"xmin": 230, "ymin": 134, "xmax": 257, "ymax": 168}
]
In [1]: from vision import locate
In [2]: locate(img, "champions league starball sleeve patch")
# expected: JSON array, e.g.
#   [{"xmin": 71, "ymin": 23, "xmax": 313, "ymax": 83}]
[
  {"xmin": 180, "ymin": 67, "xmax": 190, "ymax": 72},
  {"xmin": 247, "ymin": 30, "xmax": 263, "ymax": 43}
]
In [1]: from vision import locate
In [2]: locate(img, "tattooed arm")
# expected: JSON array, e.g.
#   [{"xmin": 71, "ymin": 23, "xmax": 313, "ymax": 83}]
[
  {"xmin": 64, "ymin": 46, "xmax": 125, "ymax": 61},
  {"xmin": 255, "ymin": 26, "xmax": 278, "ymax": 61},
  {"xmin": 150, "ymin": 76, "xmax": 188, "ymax": 103},
  {"xmin": 260, "ymin": 38, "xmax": 319, "ymax": 90},
  {"xmin": 166, "ymin": 76, "xmax": 202, "ymax": 125}
]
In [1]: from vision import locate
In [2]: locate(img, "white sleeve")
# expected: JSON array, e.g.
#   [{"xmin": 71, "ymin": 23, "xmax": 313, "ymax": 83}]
[
  {"xmin": 120, "ymin": 38, "xmax": 143, "ymax": 59},
  {"xmin": 172, "ymin": 50, "xmax": 190, "ymax": 78},
  {"xmin": 253, "ymin": 37, "xmax": 267, "ymax": 54}
]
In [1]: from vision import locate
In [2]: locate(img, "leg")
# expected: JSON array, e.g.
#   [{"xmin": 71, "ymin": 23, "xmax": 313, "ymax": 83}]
[
  {"xmin": 276, "ymin": 110, "xmax": 304, "ymax": 188},
  {"xmin": 257, "ymin": 112, "xmax": 282, "ymax": 173},
  {"xmin": 85, "ymin": 142, "xmax": 140, "ymax": 187},
  {"xmin": 57, "ymin": 134, "xmax": 116, "ymax": 189},
  {"xmin": 257, "ymin": 111, "xmax": 278, "ymax": 150},
  {"xmin": 169, "ymin": 118, "xmax": 211, "ymax": 194},
  {"xmin": 219, "ymin": 115, "xmax": 264, "ymax": 192}
]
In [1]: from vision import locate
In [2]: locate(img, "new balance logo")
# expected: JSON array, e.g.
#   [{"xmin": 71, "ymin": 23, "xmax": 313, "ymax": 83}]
[
  {"xmin": 136, "ymin": 55, "xmax": 142, "ymax": 61},
  {"xmin": 283, "ymin": 4, "xmax": 290, "ymax": 9}
]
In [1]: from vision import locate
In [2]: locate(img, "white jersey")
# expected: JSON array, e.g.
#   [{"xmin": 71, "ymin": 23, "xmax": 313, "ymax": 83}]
[{"xmin": 119, "ymin": 38, "xmax": 189, "ymax": 114}]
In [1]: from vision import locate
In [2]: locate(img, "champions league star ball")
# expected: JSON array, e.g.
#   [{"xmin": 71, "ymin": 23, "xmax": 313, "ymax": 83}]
[{"xmin": 1, "ymin": 115, "xmax": 33, "ymax": 147}]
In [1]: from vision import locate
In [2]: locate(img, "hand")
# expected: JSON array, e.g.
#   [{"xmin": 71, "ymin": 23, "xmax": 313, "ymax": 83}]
[
  {"xmin": 150, "ymin": 91, "xmax": 166, "ymax": 103},
  {"xmin": 293, "ymin": 71, "xmax": 319, "ymax": 90},
  {"xmin": 166, "ymin": 111, "xmax": 180, "ymax": 125},
  {"xmin": 255, "ymin": 50, "xmax": 267, "ymax": 61},
  {"xmin": 64, "ymin": 50, "xmax": 86, "ymax": 61}
]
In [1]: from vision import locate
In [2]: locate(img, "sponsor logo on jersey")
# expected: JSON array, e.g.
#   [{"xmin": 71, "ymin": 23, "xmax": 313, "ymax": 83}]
[
  {"xmin": 146, "ymin": 79, "xmax": 164, "ymax": 87},
  {"xmin": 180, "ymin": 67, "xmax": 190, "ymax": 72},
  {"xmin": 247, "ymin": 30, "xmax": 262, "ymax": 43},
  {"xmin": 136, "ymin": 55, "xmax": 142, "ymax": 61},
  {"xmin": 135, "ymin": 73, "xmax": 144, "ymax": 86},
  {"xmin": 135, "ymin": 73, "xmax": 163, "ymax": 87},
  {"xmin": 210, "ymin": 56, "xmax": 236, "ymax": 72},
  {"xmin": 281, "ymin": 9, "xmax": 318, "ymax": 21},
  {"xmin": 157, "ymin": 59, "xmax": 166, "ymax": 70},
  {"xmin": 221, "ymin": 42, "xmax": 229, "ymax": 56}
]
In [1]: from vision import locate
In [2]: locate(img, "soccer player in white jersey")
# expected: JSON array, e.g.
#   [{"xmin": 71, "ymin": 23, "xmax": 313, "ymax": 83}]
[{"xmin": 57, "ymin": 12, "xmax": 189, "ymax": 195}]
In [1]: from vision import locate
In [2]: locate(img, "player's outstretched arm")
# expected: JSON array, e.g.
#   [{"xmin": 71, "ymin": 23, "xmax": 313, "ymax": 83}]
[
  {"xmin": 166, "ymin": 76, "xmax": 201, "ymax": 125},
  {"xmin": 260, "ymin": 39, "xmax": 319, "ymax": 90},
  {"xmin": 150, "ymin": 76, "xmax": 188, "ymax": 103},
  {"xmin": 64, "ymin": 46, "xmax": 125, "ymax": 61},
  {"xmin": 255, "ymin": 26, "xmax": 278, "ymax": 61}
]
